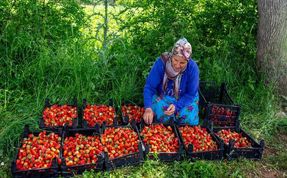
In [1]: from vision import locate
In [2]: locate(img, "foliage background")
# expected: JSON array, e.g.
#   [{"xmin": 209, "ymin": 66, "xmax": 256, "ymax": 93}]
[{"xmin": 0, "ymin": 0, "xmax": 285, "ymax": 177}]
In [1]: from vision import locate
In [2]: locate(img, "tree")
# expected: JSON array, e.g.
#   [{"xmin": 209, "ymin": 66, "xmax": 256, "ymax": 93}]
[{"xmin": 257, "ymin": 0, "xmax": 287, "ymax": 96}]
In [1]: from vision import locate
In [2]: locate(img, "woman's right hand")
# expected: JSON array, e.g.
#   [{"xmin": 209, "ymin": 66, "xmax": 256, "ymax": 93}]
[{"xmin": 143, "ymin": 108, "xmax": 154, "ymax": 125}]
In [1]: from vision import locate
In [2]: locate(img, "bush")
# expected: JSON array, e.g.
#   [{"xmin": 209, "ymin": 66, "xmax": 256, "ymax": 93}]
[{"xmin": 0, "ymin": 0, "xmax": 85, "ymax": 88}]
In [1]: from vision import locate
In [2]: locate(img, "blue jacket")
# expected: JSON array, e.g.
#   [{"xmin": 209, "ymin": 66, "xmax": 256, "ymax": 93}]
[{"xmin": 143, "ymin": 57, "xmax": 199, "ymax": 112}]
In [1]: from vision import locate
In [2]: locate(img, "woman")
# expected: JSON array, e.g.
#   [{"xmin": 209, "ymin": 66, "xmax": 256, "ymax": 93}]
[{"xmin": 143, "ymin": 38, "xmax": 199, "ymax": 125}]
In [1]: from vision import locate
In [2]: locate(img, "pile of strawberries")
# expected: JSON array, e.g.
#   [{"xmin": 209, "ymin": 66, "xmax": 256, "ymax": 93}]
[
  {"xmin": 63, "ymin": 134, "xmax": 104, "ymax": 166},
  {"xmin": 178, "ymin": 125, "xmax": 218, "ymax": 152},
  {"xmin": 16, "ymin": 131, "xmax": 61, "ymax": 170},
  {"xmin": 216, "ymin": 129, "xmax": 251, "ymax": 148},
  {"xmin": 141, "ymin": 124, "xmax": 179, "ymax": 153},
  {"xmin": 121, "ymin": 104, "xmax": 144, "ymax": 123},
  {"xmin": 101, "ymin": 127, "xmax": 139, "ymax": 159},
  {"xmin": 211, "ymin": 105, "xmax": 235, "ymax": 117},
  {"xmin": 210, "ymin": 105, "xmax": 236, "ymax": 126},
  {"xmin": 43, "ymin": 105, "xmax": 77, "ymax": 127},
  {"xmin": 83, "ymin": 105, "xmax": 116, "ymax": 127}
]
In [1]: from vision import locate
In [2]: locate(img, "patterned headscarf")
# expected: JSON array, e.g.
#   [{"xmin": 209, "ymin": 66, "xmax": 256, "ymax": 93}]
[
  {"xmin": 162, "ymin": 38, "xmax": 192, "ymax": 99},
  {"xmin": 171, "ymin": 38, "xmax": 192, "ymax": 60}
]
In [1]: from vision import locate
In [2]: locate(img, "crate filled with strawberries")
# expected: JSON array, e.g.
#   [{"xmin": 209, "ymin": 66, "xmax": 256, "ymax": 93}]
[
  {"xmin": 39, "ymin": 98, "xmax": 79, "ymax": 131},
  {"xmin": 81, "ymin": 99, "xmax": 117, "ymax": 128},
  {"xmin": 101, "ymin": 122, "xmax": 144, "ymax": 170},
  {"xmin": 177, "ymin": 125, "xmax": 224, "ymax": 160},
  {"xmin": 121, "ymin": 101, "xmax": 144, "ymax": 125},
  {"xmin": 11, "ymin": 125, "xmax": 62, "ymax": 178},
  {"xmin": 140, "ymin": 120, "xmax": 184, "ymax": 162},
  {"xmin": 212, "ymin": 126, "xmax": 264, "ymax": 160},
  {"xmin": 61, "ymin": 126, "xmax": 105, "ymax": 176},
  {"xmin": 206, "ymin": 104, "xmax": 240, "ymax": 127},
  {"xmin": 199, "ymin": 81, "xmax": 240, "ymax": 127}
]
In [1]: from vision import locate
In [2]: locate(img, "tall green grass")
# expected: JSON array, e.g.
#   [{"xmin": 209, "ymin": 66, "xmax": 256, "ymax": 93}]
[{"xmin": 0, "ymin": 0, "xmax": 282, "ymax": 177}]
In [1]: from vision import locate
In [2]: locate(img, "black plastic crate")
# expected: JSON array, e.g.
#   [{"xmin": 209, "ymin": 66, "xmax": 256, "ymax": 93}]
[
  {"xmin": 120, "ymin": 100, "xmax": 144, "ymax": 125},
  {"xmin": 39, "ymin": 98, "xmax": 79, "ymax": 131},
  {"xmin": 176, "ymin": 124, "xmax": 224, "ymax": 160},
  {"xmin": 11, "ymin": 159, "xmax": 59, "ymax": 178},
  {"xmin": 199, "ymin": 81, "xmax": 240, "ymax": 127},
  {"xmin": 11, "ymin": 125, "xmax": 62, "ymax": 178},
  {"xmin": 81, "ymin": 99, "xmax": 118, "ymax": 128},
  {"xmin": 139, "ymin": 120, "xmax": 184, "ymax": 162},
  {"xmin": 61, "ymin": 126, "xmax": 105, "ymax": 177},
  {"xmin": 199, "ymin": 81, "xmax": 234, "ymax": 117},
  {"xmin": 102, "ymin": 122, "xmax": 144, "ymax": 171},
  {"xmin": 212, "ymin": 126, "xmax": 264, "ymax": 160},
  {"xmin": 205, "ymin": 103, "xmax": 240, "ymax": 127},
  {"xmin": 199, "ymin": 81, "xmax": 234, "ymax": 107}
]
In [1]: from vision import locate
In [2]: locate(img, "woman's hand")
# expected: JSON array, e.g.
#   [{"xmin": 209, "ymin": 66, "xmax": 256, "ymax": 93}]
[
  {"xmin": 143, "ymin": 108, "xmax": 154, "ymax": 124},
  {"xmin": 164, "ymin": 104, "xmax": 175, "ymax": 116}
]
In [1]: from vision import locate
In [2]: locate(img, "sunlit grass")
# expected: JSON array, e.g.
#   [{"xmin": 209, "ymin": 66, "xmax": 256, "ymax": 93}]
[{"xmin": 0, "ymin": 0, "xmax": 284, "ymax": 177}]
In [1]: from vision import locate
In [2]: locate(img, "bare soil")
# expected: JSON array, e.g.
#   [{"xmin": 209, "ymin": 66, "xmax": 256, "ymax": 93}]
[{"xmin": 246, "ymin": 131, "xmax": 287, "ymax": 178}]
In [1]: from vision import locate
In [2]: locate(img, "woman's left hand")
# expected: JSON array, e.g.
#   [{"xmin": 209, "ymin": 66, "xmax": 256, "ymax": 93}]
[{"xmin": 164, "ymin": 104, "xmax": 175, "ymax": 116}]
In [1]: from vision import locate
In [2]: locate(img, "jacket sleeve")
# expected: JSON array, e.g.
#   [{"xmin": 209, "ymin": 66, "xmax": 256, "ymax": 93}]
[
  {"xmin": 174, "ymin": 61, "xmax": 199, "ymax": 113},
  {"xmin": 144, "ymin": 58, "xmax": 164, "ymax": 109}
]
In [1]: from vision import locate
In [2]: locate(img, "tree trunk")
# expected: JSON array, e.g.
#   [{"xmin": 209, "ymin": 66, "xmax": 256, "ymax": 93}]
[{"xmin": 257, "ymin": 0, "xmax": 287, "ymax": 96}]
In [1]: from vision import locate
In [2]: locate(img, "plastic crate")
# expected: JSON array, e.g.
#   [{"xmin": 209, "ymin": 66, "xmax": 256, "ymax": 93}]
[
  {"xmin": 120, "ymin": 100, "xmax": 144, "ymax": 125},
  {"xmin": 212, "ymin": 125, "xmax": 264, "ymax": 160},
  {"xmin": 11, "ymin": 159, "xmax": 59, "ymax": 178},
  {"xmin": 199, "ymin": 81, "xmax": 234, "ymax": 106},
  {"xmin": 199, "ymin": 81, "xmax": 240, "ymax": 127},
  {"xmin": 61, "ymin": 127, "xmax": 105, "ymax": 176},
  {"xmin": 39, "ymin": 98, "xmax": 79, "ymax": 131},
  {"xmin": 205, "ymin": 103, "xmax": 240, "ymax": 127},
  {"xmin": 199, "ymin": 81, "xmax": 234, "ymax": 116},
  {"xmin": 102, "ymin": 122, "xmax": 144, "ymax": 171},
  {"xmin": 81, "ymin": 99, "xmax": 118, "ymax": 128},
  {"xmin": 11, "ymin": 125, "xmax": 62, "ymax": 178},
  {"xmin": 176, "ymin": 124, "xmax": 224, "ymax": 160},
  {"xmin": 139, "ymin": 120, "xmax": 184, "ymax": 162}
]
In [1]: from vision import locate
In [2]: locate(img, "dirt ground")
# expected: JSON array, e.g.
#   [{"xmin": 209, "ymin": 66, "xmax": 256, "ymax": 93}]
[{"xmin": 247, "ymin": 131, "xmax": 287, "ymax": 178}]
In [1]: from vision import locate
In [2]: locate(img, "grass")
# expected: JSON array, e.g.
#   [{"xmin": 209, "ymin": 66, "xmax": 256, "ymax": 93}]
[
  {"xmin": 70, "ymin": 158, "xmax": 272, "ymax": 178},
  {"xmin": 1, "ymin": 1, "xmax": 286, "ymax": 178}
]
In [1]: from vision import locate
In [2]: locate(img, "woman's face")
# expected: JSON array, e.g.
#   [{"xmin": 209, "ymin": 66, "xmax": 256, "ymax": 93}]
[{"xmin": 171, "ymin": 55, "xmax": 188, "ymax": 72}]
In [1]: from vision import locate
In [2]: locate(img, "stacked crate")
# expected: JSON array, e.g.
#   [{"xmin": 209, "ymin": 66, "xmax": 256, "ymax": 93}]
[{"xmin": 199, "ymin": 81, "xmax": 264, "ymax": 160}]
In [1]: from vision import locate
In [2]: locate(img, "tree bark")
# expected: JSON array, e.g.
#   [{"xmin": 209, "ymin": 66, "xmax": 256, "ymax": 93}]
[{"xmin": 257, "ymin": 0, "xmax": 287, "ymax": 96}]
